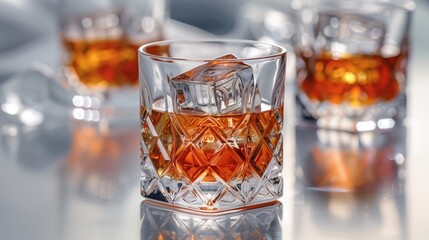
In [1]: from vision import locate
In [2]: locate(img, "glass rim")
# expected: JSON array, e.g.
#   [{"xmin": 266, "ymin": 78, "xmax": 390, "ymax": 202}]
[
  {"xmin": 138, "ymin": 39, "xmax": 287, "ymax": 62},
  {"xmin": 291, "ymin": 0, "xmax": 416, "ymax": 12}
]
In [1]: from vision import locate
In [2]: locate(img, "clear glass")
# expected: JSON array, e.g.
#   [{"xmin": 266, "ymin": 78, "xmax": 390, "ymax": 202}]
[
  {"xmin": 60, "ymin": 0, "xmax": 166, "ymax": 122},
  {"xmin": 139, "ymin": 39, "xmax": 287, "ymax": 211},
  {"xmin": 292, "ymin": 0, "xmax": 415, "ymax": 131}
]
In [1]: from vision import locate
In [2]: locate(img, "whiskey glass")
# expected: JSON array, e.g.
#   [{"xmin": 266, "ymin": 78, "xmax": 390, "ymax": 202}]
[
  {"xmin": 60, "ymin": 0, "xmax": 166, "ymax": 122},
  {"xmin": 292, "ymin": 0, "xmax": 414, "ymax": 131},
  {"xmin": 139, "ymin": 39, "xmax": 286, "ymax": 211}
]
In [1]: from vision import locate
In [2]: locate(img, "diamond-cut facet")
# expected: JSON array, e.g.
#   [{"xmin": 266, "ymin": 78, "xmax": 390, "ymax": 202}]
[
  {"xmin": 149, "ymin": 143, "xmax": 170, "ymax": 176},
  {"xmin": 263, "ymin": 158, "xmax": 283, "ymax": 196},
  {"xmin": 253, "ymin": 110, "xmax": 274, "ymax": 135},
  {"xmin": 250, "ymin": 141, "xmax": 273, "ymax": 176},
  {"xmin": 176, "ymin": 145, "xmax": 208, "ymax": 182},
  {"xmin": 265, "ymin": 120, "xmax": 282, "ymax": 151},
  {"xmin": 196, "ymin": 129, "xmax": 224, "ymax": 159},
  {"xmin": 245, "ymin": 122, "xmax": 262, "ymax": 157},
  {"xmin": 211, "ymin": 146, "xmax": 244, "ymax": 182},
  {"xmin": 159, "ymin": 121, "xmax": 174, "ymax": 155},
  {"xmin": 195, "ymin": 177, "xmax": 226, "ymax": 207}
]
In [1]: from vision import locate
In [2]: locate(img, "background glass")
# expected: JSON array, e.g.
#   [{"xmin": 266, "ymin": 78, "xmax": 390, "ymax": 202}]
[
  {"xmin": 139, "ymin": 39, "xmax": 286, "ymax": 211},
  {"xmin": 61, "ymin": 0, "xmax": 166, "ymax": 122},
  {"xmin": 293, "ymin": 0, "xmax": 414, "ymax": 131}
]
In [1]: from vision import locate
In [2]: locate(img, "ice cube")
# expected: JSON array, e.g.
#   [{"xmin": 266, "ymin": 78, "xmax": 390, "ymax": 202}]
[
  {"xmin": 317, "ymin": 13, "xmax": 385, "ymax": 55},
  {"xmin": 170, "ymin": 54, "xmax": 254, "ymax": 114}
]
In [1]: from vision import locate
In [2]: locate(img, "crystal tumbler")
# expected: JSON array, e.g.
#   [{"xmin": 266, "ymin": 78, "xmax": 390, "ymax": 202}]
[
  {"xmin": 60, "ymin": 0, "xmax": 166, "ymax": 123},
  {"xmin": 139, "ymin": 40, "xmax": 286, "ymax": 210},
  {"xmin": 292, "ymin": 0, "xmax": 414, "ymax": 131}
]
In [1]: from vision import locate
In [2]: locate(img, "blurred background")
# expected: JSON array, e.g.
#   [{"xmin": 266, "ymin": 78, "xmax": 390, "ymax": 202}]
[
  {"xmin": 1, "ymin": 0, "xmax": 429, "ymax": 239},
  {"xmin": 0, "ymin": 0, "xmax": 297, "ymax": 82}
]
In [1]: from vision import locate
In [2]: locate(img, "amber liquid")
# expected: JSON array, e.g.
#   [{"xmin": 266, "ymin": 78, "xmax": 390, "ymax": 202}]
[
  {"xmin": 141, "ymin": 107, "xmax": 283, "ymax": 183},
  {"xmin": 299, "ymin": 51, "xmax": 405, "ymax": 107},
  {"xmin": 63, "ymin": 37, "xmax": 163, "ymax": 89}
]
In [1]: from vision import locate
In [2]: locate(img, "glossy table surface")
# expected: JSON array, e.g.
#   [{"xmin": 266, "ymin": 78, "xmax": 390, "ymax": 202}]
[{"xmin": 1, "ymin": 1, "xmax": 429, "ymax": 240}]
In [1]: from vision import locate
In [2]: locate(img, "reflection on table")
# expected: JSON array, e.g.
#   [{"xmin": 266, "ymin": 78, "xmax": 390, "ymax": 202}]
[
  {"xmin": 58, "ymin": 119, "xmax": 141, "ymax": 240},
  {"xmin": 66, "ymin": 120, "xmax": 139, "ymax": 200},
  {"xmin": 294, "ymin": 126, "xmax": 407, "ymax": 239},
  {"xmin": 140, "ymin": 200, "xmax": 283, "ymax": 240}
]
